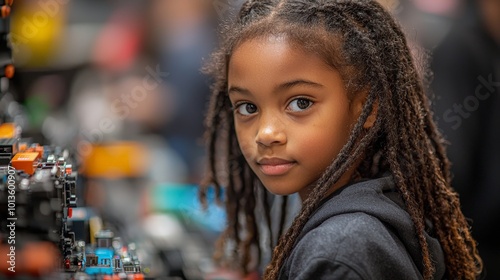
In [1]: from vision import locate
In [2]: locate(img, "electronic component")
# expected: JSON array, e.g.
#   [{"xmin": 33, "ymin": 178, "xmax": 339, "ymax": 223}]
[
  {"xmin": 0, "ymin": 138, "xmax": 17, "ymax": 165},
  {"xmin": 0, "ymin": 134, "xmax": 147, "ymax": 279}
]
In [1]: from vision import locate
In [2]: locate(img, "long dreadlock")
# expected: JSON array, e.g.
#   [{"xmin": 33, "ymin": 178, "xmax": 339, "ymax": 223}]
[{"xmin": 199, "ymin": 0, "xmax": 483, "ymax": 279}]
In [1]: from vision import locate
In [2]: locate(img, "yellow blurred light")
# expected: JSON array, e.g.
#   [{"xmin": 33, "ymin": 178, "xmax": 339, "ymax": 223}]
[{"xmin": 10, "ymin": 0, "xmax": 67, "ymax": 67}]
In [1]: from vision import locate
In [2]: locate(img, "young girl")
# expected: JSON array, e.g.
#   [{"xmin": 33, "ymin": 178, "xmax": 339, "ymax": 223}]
[{"xmin": 200, "ymin": 0, "xmax": 483, "ymax": 279}]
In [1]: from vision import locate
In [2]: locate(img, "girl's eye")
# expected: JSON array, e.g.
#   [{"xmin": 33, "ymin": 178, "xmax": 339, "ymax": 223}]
[
  {"xmin": 287, "ymin": 98, "xmax": 313, "ymax": 112},
  {"xmin": 235, "ymin": 102, "xmax": 258, "ymax": 116}
]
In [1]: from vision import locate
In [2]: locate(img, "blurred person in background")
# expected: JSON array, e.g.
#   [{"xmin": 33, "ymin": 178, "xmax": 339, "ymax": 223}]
[
  {"xmin": 6, "ymin": 1, "xmax": 229, "ymax": 278},
  {"xmin": 430, "ymin": 0, "xmax": 500, "ymax": 278},
  {"xmin": 61, "ymin": 2, "xmax": 189, "ymax": 185},
  {"xmin": 148, "ymin": 0, "xmax": 218, "ymax": 184}
]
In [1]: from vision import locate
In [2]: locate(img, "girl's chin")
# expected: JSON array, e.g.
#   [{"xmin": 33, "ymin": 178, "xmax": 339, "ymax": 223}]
[{"xmin": 261, "ymin": 185, "xmax": 298, "ymax": 196}]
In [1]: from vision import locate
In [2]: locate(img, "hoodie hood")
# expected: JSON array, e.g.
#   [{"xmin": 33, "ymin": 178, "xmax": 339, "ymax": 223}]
[{"xmin": 295, "ymin": 174, "xmax": 446, "ymax": 279}]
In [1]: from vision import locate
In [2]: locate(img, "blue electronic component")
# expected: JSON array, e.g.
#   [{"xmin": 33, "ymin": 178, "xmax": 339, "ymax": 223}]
[{"xmin": 84, "ymin": 248, "xmax": 115, "ymax": 275}]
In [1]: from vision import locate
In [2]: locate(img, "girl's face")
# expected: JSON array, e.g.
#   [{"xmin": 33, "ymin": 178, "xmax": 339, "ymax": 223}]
[{"xmin": 228, "ymin": 37, "xmax": 364, "ymax": 199}]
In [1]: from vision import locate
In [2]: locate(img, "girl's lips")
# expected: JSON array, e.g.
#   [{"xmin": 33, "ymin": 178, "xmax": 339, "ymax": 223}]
[{"xmin": 257, "ymin": 158, "xmax": 296, "ymax": 176}]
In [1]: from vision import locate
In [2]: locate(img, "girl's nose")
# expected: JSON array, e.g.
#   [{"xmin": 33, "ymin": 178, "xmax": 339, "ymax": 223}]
[{"xmin": 255, "ymin": 115, "xmax": 287, "ymax": 147}]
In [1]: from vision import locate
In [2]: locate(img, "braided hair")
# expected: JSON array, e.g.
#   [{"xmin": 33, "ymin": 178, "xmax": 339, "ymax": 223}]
[{"xmin": 200, "ymin": 0, "xmax": 483, "ymax": 279}]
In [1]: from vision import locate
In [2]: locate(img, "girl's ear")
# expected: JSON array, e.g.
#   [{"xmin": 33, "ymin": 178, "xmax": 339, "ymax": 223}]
[
  {"xmin": 363, "ymin": 98, "xmax": 378, "ymax": 129},
  {"xmin": 351, "ymin": 90, "xmax": 378, "ymax": 129}
]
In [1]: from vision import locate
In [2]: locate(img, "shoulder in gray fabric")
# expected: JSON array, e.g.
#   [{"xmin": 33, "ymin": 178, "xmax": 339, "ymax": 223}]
[{"xmin": 279, "ymin": 175, "xmax": 446, "ymax": 280}]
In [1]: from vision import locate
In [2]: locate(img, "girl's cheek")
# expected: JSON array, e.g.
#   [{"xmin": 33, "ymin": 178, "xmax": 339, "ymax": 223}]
[{"xmin": 237, "ymin": 137, "xmax": 252, "ymax": 156}]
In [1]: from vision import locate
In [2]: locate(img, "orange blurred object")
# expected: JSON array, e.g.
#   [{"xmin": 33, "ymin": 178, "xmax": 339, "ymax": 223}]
[
  {"xmin": 1, "ymin": 5, "xmax": 10, "ymax": 18},
  {"xmin": 0, "ymin": 123, "xmax": 16, "ymax": 139},
  {"xmin": 11, "ymin": 152, "xmax": 40, "ymax": 175},
  {"xmin": 18, "ymin": 142, "xmax": 28, "ymax": 151},
  {"xmin": 4, "ymin": 64, "xmax": 14, "ymax": 78},
  {"xmin": 0, "ymin": 242, "xmax": 60, "ymax": 276},
  {"xmin": 24, "ymin": 144, "xmax": 44, "ymax": 159},
  {"xmin": 132, "ymin": 273, "xmax": 145, "ymax": 280},
  {"xmin": 22, "ymin": 242, "xmax": 60, "ymax": 276},
  {"xmin": 80, "ymin": 142, "xmax": 148, "ymax": 179}
]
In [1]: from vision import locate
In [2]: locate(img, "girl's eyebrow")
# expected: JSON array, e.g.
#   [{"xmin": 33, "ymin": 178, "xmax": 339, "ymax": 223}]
[
  {"xmin": 277, "ymin": 79, "xmax": 324, "ymax": 91},
  {"xmin": 228, "ymin": 85, "xmax": 250, "ymax": 95},
  {"xmin": 228, "ymin": 79, "xmax": 324, "ymax": 95}
]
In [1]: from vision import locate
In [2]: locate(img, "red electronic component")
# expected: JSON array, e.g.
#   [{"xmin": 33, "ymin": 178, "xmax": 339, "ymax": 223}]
[
  {"xmin": 133, "ymin": 274, "xmax": 145, "ymax": 280},
  {"xmin": 4, "ymin": 64, "xmax": 14, "ymax": 78},
  {"xmin": 1, "ymin": 5, "xmax": 10, "ymax": 18},
  {"xmin": 64, "ymin": 258, "xmax": 70, "ymax": 269}
]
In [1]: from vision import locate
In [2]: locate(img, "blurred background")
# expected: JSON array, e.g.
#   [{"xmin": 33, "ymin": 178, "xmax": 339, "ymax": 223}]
[{"xmin": 0, "ymin": 0, "xmax": 498, "ymax": 279}]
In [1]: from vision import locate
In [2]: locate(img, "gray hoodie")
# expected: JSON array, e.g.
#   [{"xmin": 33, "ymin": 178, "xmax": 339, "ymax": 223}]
[{"xmin": 278, "ymin": 175, "xmax": 446, "ymax": 279}]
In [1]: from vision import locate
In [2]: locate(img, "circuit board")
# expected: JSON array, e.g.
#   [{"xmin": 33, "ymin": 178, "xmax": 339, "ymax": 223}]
[{"xmin": 0, "ymin": 125, "xmax": 147, "ymax": 280}]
